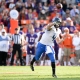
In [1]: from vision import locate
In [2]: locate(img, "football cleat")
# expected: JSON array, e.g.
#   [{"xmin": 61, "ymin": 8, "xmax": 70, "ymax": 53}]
[
  {"xmin": 52, "ymin": 74, "xmax": 57, "ymax": 78},
  {"xmin": 30, "ymin": 63, "xmax": 34, "ymax": 71}
]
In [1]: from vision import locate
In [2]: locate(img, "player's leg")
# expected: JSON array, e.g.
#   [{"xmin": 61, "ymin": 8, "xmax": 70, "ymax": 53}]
[
  {"xmin": 30, "ymin": 47, "xmax": 35, "ymax": 64},
  {"xmin": 30, "ymin": 42, "xmax": 45, "ymax": 71},
  {"xmin": 46, "ymin": 46, "xmax": 57, "ymax": 78},
  {"xmin": 26, "ymin": 47, "xmax": 32, "ymax": 65},
  {"xmin": 67, "ymin": 48, "xmax": 72, "ymax": 66},
  {"xmin": 10, "ymin": 49, "xmax": 16, "ymax": 65},
  {"xmin": 26, "ymin": 54, "xmax": 29, "ymax": 66},
  {"xmin": 63, "ymin": 48, "xmax": 67, "ymax": 66}
]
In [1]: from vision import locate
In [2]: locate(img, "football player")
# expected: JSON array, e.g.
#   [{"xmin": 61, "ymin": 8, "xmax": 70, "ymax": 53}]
[
  {"xmin": 30, "ymin": 18, "xmax": 66, "ymax": 78},
  {"xmin": 26, "ymin": 26, "xmax": 37, "ymax": 65}
]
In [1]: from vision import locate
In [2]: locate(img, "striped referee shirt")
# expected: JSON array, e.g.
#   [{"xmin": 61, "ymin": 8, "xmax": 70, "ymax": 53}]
[{"xmin": 12, "ymin": 34, "xmax": 22, "ymax": 44}]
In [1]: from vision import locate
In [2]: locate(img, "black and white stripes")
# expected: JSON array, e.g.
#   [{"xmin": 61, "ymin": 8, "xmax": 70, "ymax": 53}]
[{"xmin": 12, "ymin": 34, "xmax": 22, "ymax": 44}]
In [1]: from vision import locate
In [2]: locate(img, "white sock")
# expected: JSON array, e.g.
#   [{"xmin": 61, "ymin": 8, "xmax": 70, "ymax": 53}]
[
  {"xmin": 45, "ymin": 60, "xmax": 47, "ymax": 66},
  {"xmin": 68, "ymin": 61, "xmax": 71, "ymax": 66},
  {"xmin": 47, "ymin": 60, "xmax": 51, "ymax": 66},
  {"xmin": 64, "ymin": 61, "xmax": 66, "ymax": 66},
  {"xmin": 40, "ymin": 61, "xmax": 44, "ymax": 66}
]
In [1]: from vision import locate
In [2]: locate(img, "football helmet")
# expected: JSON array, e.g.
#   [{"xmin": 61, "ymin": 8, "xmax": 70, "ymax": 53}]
[{"xmin": 52, "ymin": 17, "xmax": 62, "ymax": 28}]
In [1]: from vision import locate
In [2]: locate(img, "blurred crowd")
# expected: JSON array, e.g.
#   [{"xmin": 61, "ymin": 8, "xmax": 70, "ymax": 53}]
[{"xmin": 0, "ymin": 0, "xmax": 80, "ymax": 66}]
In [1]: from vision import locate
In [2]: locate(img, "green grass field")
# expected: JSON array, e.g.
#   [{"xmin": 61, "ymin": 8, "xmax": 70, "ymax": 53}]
[{"xmin": 0, "ymin": 66, "xmax": 80, "ymax": 80}]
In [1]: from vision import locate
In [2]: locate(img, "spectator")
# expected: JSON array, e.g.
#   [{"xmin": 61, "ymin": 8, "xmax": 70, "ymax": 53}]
[
  {"xmin": 78, "ymin": 6, "xmax": 80, "ymax": 15},
  {"xmin": 33, "ymin": 21, "xmax": 39, "ymax": 32},
  {"xmin": 62, "ymin": 9, "xmax": 71, "ymax": 20},
  {"xmin": 31, "ymin": 0, "xmax": 37, "ymax": 9},
  {"xmin": 32, "ymin": 9, "xmax": 38, "ymax": 20},
  {"xmin": 50, "ymin": 8, "xmax": 61, "ymax": 21},
  {"xmin": 72, "ymin": 30, "xmax": 80, "ymax": 65},
  {"xmin": 43, "ymin": 2, "xmax": 49, "ymax": 13},
  {"xmin": 62, "ymin": 0, "xmax": 67, "ymax": 12},
  {"xmin": 41, "ymin": 0, "xmax": 48, "ymax": 5},
  {"xmin": 66, "ymin": 17, "xmax": 76, "ymax": 33},
  {"xmin": 38, "ymin": 9, "xmax": 47, "ymax": 20},
  {"xmin": 26, "ymin": 25, "xmax": 37, "ymax": 65},
  {"xmin": 16, "ymin": 0, "xmax": 22, "ymax": 7},
  {"xmin": 49, "ymin": 1, "xmax": 55, "ymax": 13},
  {"xmin": 74, "ymin": 12, "xmax": 80, "ymax": 24},
  {"xmin": 62, "ymin": 28, "xmax": 73, "ymax": 66},
  {"xmin": 60, "ymin": 21, "xmax": 67, "ymax": 33},
  {"xmin": 67, "ymin": 4, "xmax": 73, "ymax": 10},
  {"xmin": 66, "ymin": 0, "xmax": 76, "ymax": 7},
  {"xmin": 26, "ymin": 8, "xmax": 34, "ymax": 20},
  {"xmin": 9, "ymin": 0, "xmax": 15, "ymax": 9},
  {"xmin": 1, "ymin": 12, "xmax": 9, "ymax": 28},
  {"xmin": 70, "ymin": 5, "xmax": 79, "ymax": 17},
  {"xmin": 16, "ymin": 1, "xmax": 22, "ymax": 12},
  {"xmin": 0, "ymin": 29, "xmax": 10, "ymax": 66},
  {"xmin": 19, "ymin": 9, "xmax": 27, "ymax": 20},
  {"xmin": 37, "ymin": 2, "xmax": 43, "ymax": 13}
]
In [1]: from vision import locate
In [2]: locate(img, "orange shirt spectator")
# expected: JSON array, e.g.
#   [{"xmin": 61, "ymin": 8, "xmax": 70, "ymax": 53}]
[
  {"xmin": 63, "ymin": 34, "xmax": 73, "ymax": 48},
  {"xmin": 62, "ymin": 28, "xmax": 73, "ymax": 49},
  {"xmin": 33, "ymin": 9, "xmax": 38, "ymax": 19}
]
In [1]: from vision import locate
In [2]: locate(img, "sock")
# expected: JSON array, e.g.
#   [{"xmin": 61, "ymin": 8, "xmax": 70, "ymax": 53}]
[
  {"xmin": 51, "ymin": 62, "xmax": 55, "ymax": 75},
  {"xmin": 47, "ymin": 60, "xmax": 51, "ymax": 66},
  {"xmin": 68, "ymin": 61, "xmax": 71, "ymax": 66},
  {"xmin": 31, "ymin": 57, "xmax": 36, "ymax": 65},
  {"xmin": 45, "ymin": 60, "xmax": 48, "ymax": 66},
  {"xmin": 64, "ymin": 61, "xmax": 66, "ymax": 66},
  {"xmin": 41, "ymin": 60, "xmax": 44, "ymax": 66}
]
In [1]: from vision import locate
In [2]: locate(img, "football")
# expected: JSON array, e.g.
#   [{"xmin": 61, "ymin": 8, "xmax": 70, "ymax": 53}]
[{"xmin": 56, "ymin": 3, "xmax": 63, "ymax": 9}]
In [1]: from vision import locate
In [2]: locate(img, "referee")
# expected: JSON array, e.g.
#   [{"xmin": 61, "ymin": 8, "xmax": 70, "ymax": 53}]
[{"xmin": 10, "ymin": 28, "xmax": 23, "ymax": 66}]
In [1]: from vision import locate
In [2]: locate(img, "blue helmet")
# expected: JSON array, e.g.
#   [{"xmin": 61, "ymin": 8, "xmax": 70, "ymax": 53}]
[
  {"xmin": 52, "ymin": 17, "xmax": 62, "ymax": 23},
  {"xmin": 52, "ymin": 17, "xmax": 62, "ymax": 28}
]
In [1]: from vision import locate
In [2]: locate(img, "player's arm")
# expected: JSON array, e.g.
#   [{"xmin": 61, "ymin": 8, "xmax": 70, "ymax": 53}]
[
  {"xmin": 38, "ymin": 34, "xmax": 43, "ymax": 41},
  {"xmin": 46, "ymin": 22, "xmax": 54, "ymax": 31},
  {"xmin": 56, "ymin": 34, "xmax": 67, "ymax": 44}
]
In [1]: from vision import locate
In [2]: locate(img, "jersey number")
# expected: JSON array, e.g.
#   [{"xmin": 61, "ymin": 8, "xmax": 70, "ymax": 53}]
[
  {"xmin": 30, "ymin": 37, "xmax": 34, "ymax": 42},
  {"xmin": 52, "ymin": 33, "xmax": 56, "ymax": 41}
]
